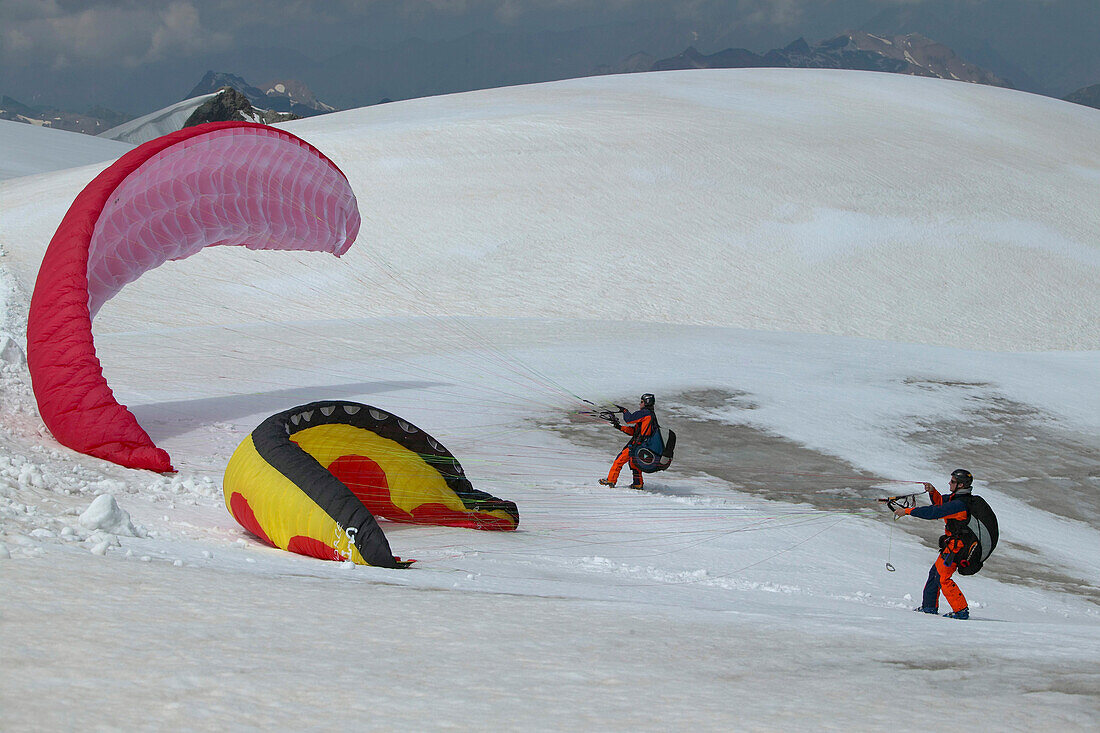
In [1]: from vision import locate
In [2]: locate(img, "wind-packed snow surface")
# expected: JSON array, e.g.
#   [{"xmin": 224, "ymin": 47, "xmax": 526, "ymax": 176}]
[
  {"xmin": 1, "ymin": 69, "xmax": 1098, "ymax": 730},
  {"xmin": 0, "ymin": 119, "xmax": 132, "ymax": 181},
  {"xmin": 96, "ymin": 93, "xmax": 218, "ymax": 145}
]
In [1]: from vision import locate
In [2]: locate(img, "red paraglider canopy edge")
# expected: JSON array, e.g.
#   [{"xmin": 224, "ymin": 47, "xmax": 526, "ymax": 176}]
[{"xmin": 26, "ymin": 122, "xmax": 355, "ymax": 472}]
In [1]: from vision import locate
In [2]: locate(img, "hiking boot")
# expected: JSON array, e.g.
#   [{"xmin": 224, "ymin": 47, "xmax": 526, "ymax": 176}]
[
  {"xmin": 628, "ymin": 484, "xmax": 644, "ymax": 490},
  {"xmin": 914, "ymin": 606, "xmax": 938, "ymax": 614},
  {"xmin": 598, "ymin": 479, "xmax": 615, "ymax": 487},
  {"xmin": 943, "ymin": 608, "xmax": 969, "ymax": 620}
]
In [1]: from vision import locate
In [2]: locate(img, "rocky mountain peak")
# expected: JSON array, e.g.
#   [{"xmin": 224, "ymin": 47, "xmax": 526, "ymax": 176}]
[
  {"xmin": 647, "ymin": 32, "xmax": 1011, "ymax": 88},
  {"xmin": 182, "ymin": 87, "xmax": 296, "ymax": 127},
  {"xmin": 185, "ymin": 71, "xmax": 336, "ymax": 117}
]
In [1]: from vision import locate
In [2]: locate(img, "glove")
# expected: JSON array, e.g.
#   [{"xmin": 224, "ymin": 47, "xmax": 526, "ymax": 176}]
[{"xmin": 616, "ymin": 405, "xmax": 626, "ymax": 413}]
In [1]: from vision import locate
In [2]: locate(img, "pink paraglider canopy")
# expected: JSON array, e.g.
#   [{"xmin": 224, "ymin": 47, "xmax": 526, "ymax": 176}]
[{"xmin": 26, "ymin": 122, "xmax": 361, "ymax": 472}]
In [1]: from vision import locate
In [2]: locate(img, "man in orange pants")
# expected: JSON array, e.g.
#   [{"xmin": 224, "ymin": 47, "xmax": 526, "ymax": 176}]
[
  {"xmin": 599, "ymin": 394, "xmax": 657, "ymax": 490},
  {"xmin": 894, "ymin": 469, "xmax": 976, "ymax": 619}
]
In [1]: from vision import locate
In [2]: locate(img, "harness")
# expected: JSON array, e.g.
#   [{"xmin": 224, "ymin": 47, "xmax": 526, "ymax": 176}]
[
  {"xmin": 628, "ymin": 411, "xmax": 675, "ymax": 473},
  {"xmin": 943, "ymin": 494, "xmax": 972, "ymax": 537},
  {"xmin": 628, "ymin": 411, "xmax": 656, "ymax": 446}
]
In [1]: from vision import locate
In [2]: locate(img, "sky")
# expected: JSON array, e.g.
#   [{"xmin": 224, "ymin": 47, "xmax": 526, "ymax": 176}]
[
  {"xmin": 1, "ymin": 68, "xmax": 1099, "ymax": 728},
  {"xmin": 2, "ymin": 0, "xmax": 1098, "ymax": 114}
]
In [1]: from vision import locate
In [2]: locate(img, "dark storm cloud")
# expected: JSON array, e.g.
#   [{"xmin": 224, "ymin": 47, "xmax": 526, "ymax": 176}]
[
  {"xmin": 0, "ymin": 0, "xmax": 872, "ymax": 69},
  {"xmin": 1, "ymin": 1, "xmax": 1095, "ymax": 112},
  {"xmin": 1, "ymin": 2, "xmax": 215, "ymax": 67}
]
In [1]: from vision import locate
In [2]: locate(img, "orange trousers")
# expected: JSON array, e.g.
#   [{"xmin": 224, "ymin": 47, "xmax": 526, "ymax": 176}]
[
  {"xmin": 607, "ymin": 447, "xmax": 642, "ymax": 487},
  {"xmin": 922, "ymin": 538, "xmax": 968, "ymax": 612}
]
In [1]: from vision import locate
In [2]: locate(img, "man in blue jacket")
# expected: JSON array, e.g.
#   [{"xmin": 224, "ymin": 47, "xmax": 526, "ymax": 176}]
[
  {"xmin": 598, "ymin": 393, "xmax": 657, "ymax": 490},
  {"xmin": 894, "ymin": 468, "xmax": 976, "ymax": 619}
]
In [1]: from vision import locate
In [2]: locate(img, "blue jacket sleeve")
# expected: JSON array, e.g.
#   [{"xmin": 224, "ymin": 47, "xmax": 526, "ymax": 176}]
[{"xmin": 910, "ymin": 498, "xmax": 968, "ymax": 520}]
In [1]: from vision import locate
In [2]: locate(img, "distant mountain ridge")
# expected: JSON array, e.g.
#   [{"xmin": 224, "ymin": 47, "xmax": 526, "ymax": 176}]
[
  {"xmin": 186, "ymin": 71, "xmax": 336, "ymax": 118},
  {"xmin": 1064, "ymin": 83, "xmax": 1100, "ymax": 111},
  {"xmin": 648, "ymin": 32, "xmax": 1012, "ymax": 88},
  {"xmin": 95, "ymin": 72, "xmax": 333, "ymax": 145},
  {"xmin": 0, "ymin": 95, "xmax": 130, "ymax": 135},
  {"xmin": 7, "ymin": 31, "xmax": 1093, "ymax": 143},
  {"xmin": 97, "ymin": 85, "xmax": 299, "ymax": 146}
]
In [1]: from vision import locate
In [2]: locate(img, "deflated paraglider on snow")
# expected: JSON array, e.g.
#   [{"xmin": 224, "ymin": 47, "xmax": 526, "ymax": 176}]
[
  {"xmin": 25, "ymin": 121, "xmax": 361, "ymax": 472},
  {"xmin": 223, "ymin": 400, "xmax": 520, "ymax": 567}
]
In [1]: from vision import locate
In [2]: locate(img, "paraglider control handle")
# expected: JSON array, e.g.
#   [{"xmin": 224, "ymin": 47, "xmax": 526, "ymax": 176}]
[{"xmin": 878, "ymin": 493, "xmax": 918, "ymax": 518}]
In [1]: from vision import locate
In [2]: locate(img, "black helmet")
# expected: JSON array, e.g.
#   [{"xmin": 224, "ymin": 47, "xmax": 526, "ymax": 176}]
[
  {"xmin": 640, "ymin": 393, "xmax": 655, "ymax": 409},
  {"xmin": 950, "ymin": 469, "xmax": 973, "ymax": 489}
]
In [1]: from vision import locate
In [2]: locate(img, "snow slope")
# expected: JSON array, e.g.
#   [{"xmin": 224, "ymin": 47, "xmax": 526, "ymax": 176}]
[
  {"xmin": 0, "ymin": 119, "xmax": 132, "ymax": 181},
  {"xmin": 97, "ymin": 93, "xmax": 217, "ymax": 145},
  {"xmin": 1, "ymin": 69, "xmax": 1099, "ymax": 731}
]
